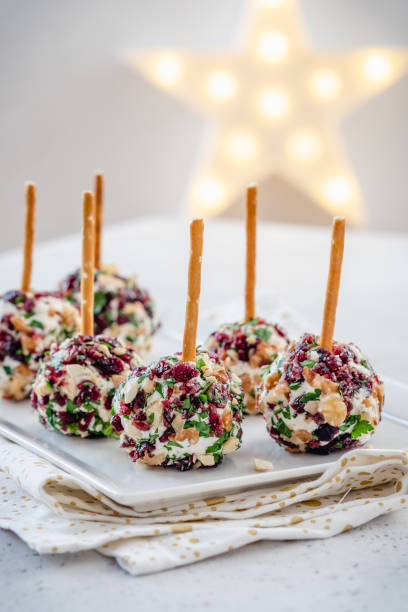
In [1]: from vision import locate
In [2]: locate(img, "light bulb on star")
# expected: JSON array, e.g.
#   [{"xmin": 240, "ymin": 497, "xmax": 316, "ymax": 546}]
[
  {"xmin": 206, "ymin": 71, "xmax": 237, "ymax": 102},
  {"xmin": 309, "ymin": 69, "xmax": 342, "ymax": 101},
  {"xmin": 224, "ymin": 130, "xmax": 259, "ymax": 163},
  {"xmin": 362, "ymin": 52, "xmax": 393, "ymax": 84},
  {"xmin": 287, "ymin": 129, "xmax": 322, "ymax": 163},
  {"xmin": 258, "ymin": 88, "xmax": 291, "ymax": 120},
  {"xmin": 152, "ymin": 53, "xmax": 183, "ymax": 87},
  {"xmin": 257, "ymin": 31, "xmax": 289, "ymax": 62}
]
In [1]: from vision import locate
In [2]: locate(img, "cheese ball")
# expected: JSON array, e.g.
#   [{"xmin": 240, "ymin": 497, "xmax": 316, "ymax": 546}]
[
  {"xmin": 257, "ymin": 333, "xmax": 384, "ymax": 454},
  {"xmin": 207, "ymin": 317, "xmax": 289, "ymax": 414},
  {"xmin": 32, "ymin": 335, "xmax": 141, "ymax": 438},
  {"xmin": 60, "ymin": 265, "xmax": 158, "ymax": 353},
  {"xmin": 111, "ymin": 350, "xmax": 244, "ymax": 470},
  {"xmin": 0, "ymin": 290, "xmax": 80, "ymax": 400}
]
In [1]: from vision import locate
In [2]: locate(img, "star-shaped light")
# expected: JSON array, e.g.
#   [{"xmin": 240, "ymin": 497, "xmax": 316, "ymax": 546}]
[{"xmin": 127, "ymin": 0, "xmax": 408, "ymax": 223}]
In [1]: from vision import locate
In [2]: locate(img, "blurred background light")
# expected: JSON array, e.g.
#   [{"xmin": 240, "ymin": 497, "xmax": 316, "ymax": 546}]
[
  {"xmin": 257, "ymin": 88, "xmax": 291, "ymax": 119},
  {"xmin": 287, "ymin": 129, "xmax": 322, "ymax": 162},
  {"xmin": 206, "ymin": 71, "xmax": 237, "ymax": 102},
  {"xmin": 152, "ymin": 53, "xmax": 183, "ymax": 87},
  {"xmin": 224, "ymin": 129, "xmax": 259, "ymax": 163},
  {"xmin": 362, "ymin": 52, "xmax": 393, "ymax": 84},
  {"xmin": 309, "ymin": 69, "xmax": 342, "ymax": 100},
  {"xmin": 193, "ymin": 177, "xmax": 225, "ymax": 212},
  {"xmin": 257, "ymin": 32, "xmax": 289, "ymax": 63},
  {"xmin": 322, "ymin": 176, "xmax": 353, "ymax": 207}
]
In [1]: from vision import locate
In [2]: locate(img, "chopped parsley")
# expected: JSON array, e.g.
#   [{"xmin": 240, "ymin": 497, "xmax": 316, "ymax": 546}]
[
  {"xmin": 276, "ymin": 418, "xmax": 292, "ymax": 438},
  {"xmin": 206, "ymin": 431, "xmax": 229, "ymax": 454},
  {"xmin": 196, "ymin": 357, "xmax": 206, "ymax": 371},
  {"xmin": 66, "ymin": 399, "xmax": 77, "ymax": 414},
  {"xmin": 254, "ymin": 327, "xmax": 272, "ymax": 342},
  {"xmin": 288, "ymin": 382, "xmax": 301, "ymax": 390},
  {"xmin": 300, "ymin": 389, "xmax": 321, "ymax": 403},
  {"xmin": 3, "ymin": 365, "xmax": 12, "ymax": 376},
  {"xmin": 184, "ymin": 420, "xmax": 210, "ymax": 437},
  {"xmin": 300, "ymin": 359, "xmax": 316, "ymax": 368},
  {"xmin": 164, "ymin": 440, "xmax": 183, "ymax": 450},
  {"xmin": 94, "ymin": 291, "xmax": 107, "ymax": 314},
  {"xmin": 339, "ymin": 414, "xmax": 374, "ymax": 438},
  {"xmin": 29, "ymin": 319, "xmax": 44, "ymax": 330}
]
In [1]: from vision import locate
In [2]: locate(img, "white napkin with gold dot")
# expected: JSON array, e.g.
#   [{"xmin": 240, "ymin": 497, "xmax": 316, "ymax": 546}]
[{"xmin": 0, "ymin": 436, "xmax": 406, "ymax": 576}]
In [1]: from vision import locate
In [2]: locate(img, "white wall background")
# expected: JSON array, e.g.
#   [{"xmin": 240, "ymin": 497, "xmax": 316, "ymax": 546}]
[{"xmin": 0, "ymin": 0, "xmax": 407, "ymax": 251}]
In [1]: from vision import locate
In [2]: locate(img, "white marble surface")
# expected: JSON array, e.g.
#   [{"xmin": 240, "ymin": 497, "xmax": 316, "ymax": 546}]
[{"xmin": 0, "ymin": 217, "xmax": 407, "ymax": 610}]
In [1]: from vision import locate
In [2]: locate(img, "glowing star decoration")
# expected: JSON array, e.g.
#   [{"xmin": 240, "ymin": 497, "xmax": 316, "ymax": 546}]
[{"xmin": 127, "ymin": 0, "xmax": 408, "ymax": 223}]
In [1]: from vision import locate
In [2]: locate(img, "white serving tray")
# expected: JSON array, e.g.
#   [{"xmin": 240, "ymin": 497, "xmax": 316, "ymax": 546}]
[{"xmin": 0, "ymin": 297, "xmax": 406, "ymax": 510}]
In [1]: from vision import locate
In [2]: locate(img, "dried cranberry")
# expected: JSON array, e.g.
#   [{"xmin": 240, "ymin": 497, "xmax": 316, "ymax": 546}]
[
  {"xmin": 274, "ymin": 323, "xmax": 287, "ymax": 338},
  {"xmin": 54, "ymin": 392, "xmax": 66, "ymax": 407},
  {"xmin": 78, "ymin": 411, "xmax": 94, "ymax": 432},
  {"xmin": 173, "ymin": 362, "xmax": 198, "ymax": 382},
  {"xmin": 93, "ymin": 354, "xmax": 124, "ymax": 377},
  {"xmin": 111, "ymin": 414, "xmax": 124, "ymax": 433},
  {"xmin": 324, "ymin": 354, "xmax": 342, "ymax": 372},
  {"xmin": 208, "ymin": 404, "xmax": 223, "ymax": 436},
  {"xmin": 315, "ymin": 423, "xmax": 338, "ymax": 441},
  {"xmin": 155, "ymin": 359, "xmax": 174, "ymax": 379},
  {"xmin": 75, "ymin": 381, "xmax": 100, "ymax": 406},
  {"xmin": 132, "ymin": 419, "xmax": 151, "ymax": 431},
  {"xmin": 59, "ymin": 411, "xmax": 76, "ymax": 425},
  {"xmin": 120, "ymin": 400, "xmax": 132, "ymax": 415},
  {"xmin": 159, "ymin": 427, "xmax": 174, "ymax": 443}
]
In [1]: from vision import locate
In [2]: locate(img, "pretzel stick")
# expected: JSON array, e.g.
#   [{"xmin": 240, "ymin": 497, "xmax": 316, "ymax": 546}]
[
  {"xmin": 21, "ymin": 182, "xmax": 36, "ymax": 292},
  {"xmin": 245, "ymin": 184, "xmax": 257, "ymax": 321},
  {"xmin": 182, "ymin": 219, "xmax": 204, "ymax": 362},
  {"xmin": 94, "ymin": 172, "xmax": 104, "ymax": 269},
  {"xmin": 81, "ymin": 192, "xmax": 95, "ymax": 336},
  {"xmin": 320, "ymin": 217, "xmax": 346, "ymax": 351}
]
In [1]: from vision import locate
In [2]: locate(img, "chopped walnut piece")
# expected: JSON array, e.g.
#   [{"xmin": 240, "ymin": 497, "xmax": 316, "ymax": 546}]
[
  {"xmin": 174, "ymin": 427, "xmax": 199, "ymax": 444},
  {"xmin": 222, "ymin": 409, "xmax": 233, "ymax": 432},
  {"xmin": 373, "ymin": 383, "xmax": 385, "ymax": 406},
  {"xmin": 246, "ymin": 395, "xmax": 257, "ymax": 413},
  {"xmin": 302, "ymin": 367, "xmax": 315, "ymax": 384},
  {"xmin": 98, "ymin": 273, "xmax": 126, "ymax": 289},
  {"xmin": 253, "ymin": 457, "xmax": 274, "ymax": 472},
  {"xmin": 320, "ymin": 394, "xmax": 347, "ymax": 427},
  {"xmin": 21, "ymin": 335, "xmax": 36, "ymax": 354},
  {"xmin": 172, "ymin": 412, "xmax": 184, "ymax": 433},
  {"xmin": 240, "ymin": 372, "xmax": 253, "ymax": 394},
  {"xmin": 138, "ymin": 450, "xmax": 167, "ymax": 466},
  {"xmin": 213, "ymin": 367, "xmax": 229, "ymax": 384},
  {"xmin": 146, "ymin": 401, "xmax": 163, "ymax": 428},
  {"xmin": 265, "ymin": 370, "xmax": 281, "ymax": 390},
  {"xmin": 8, "ymin": 364, "xmax": 33, "ymax": 400},
  {"xmin": 295, "ymin": 429, "xmax": 313, "ymax": 443},
  {"xmin": 313, "ymin": 373, "xmax": 338, "ymax": 395},
  {"xmin": 10, "ymin": 316, "xmax": 32, "ymax": 335},
  {"xmin": 222, "ymin": 436, "xmax": 240, "ymax": 453},
  {"xmin": 16, "ymin": 363, "xmax": 32, "ymax": 376},
  {"xmin": 60, "ymin": 308, "xmax": 78, "ymax": 328},
  {"xmin": 267, "ymin": 381, "xmax": 290, "ymax": 404},
  {"xmin": 198, "ymin": 454, "xmax": 215, "ymax": 467},
  {"xmin": 112, "ymin": 373, "xmax": 127, "ymax": 388}
]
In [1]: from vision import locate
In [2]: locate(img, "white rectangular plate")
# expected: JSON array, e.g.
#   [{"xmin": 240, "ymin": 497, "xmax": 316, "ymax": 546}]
[{"xmin": 0, "ymin": 297, "xmax": 406, "ymax": 510}]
